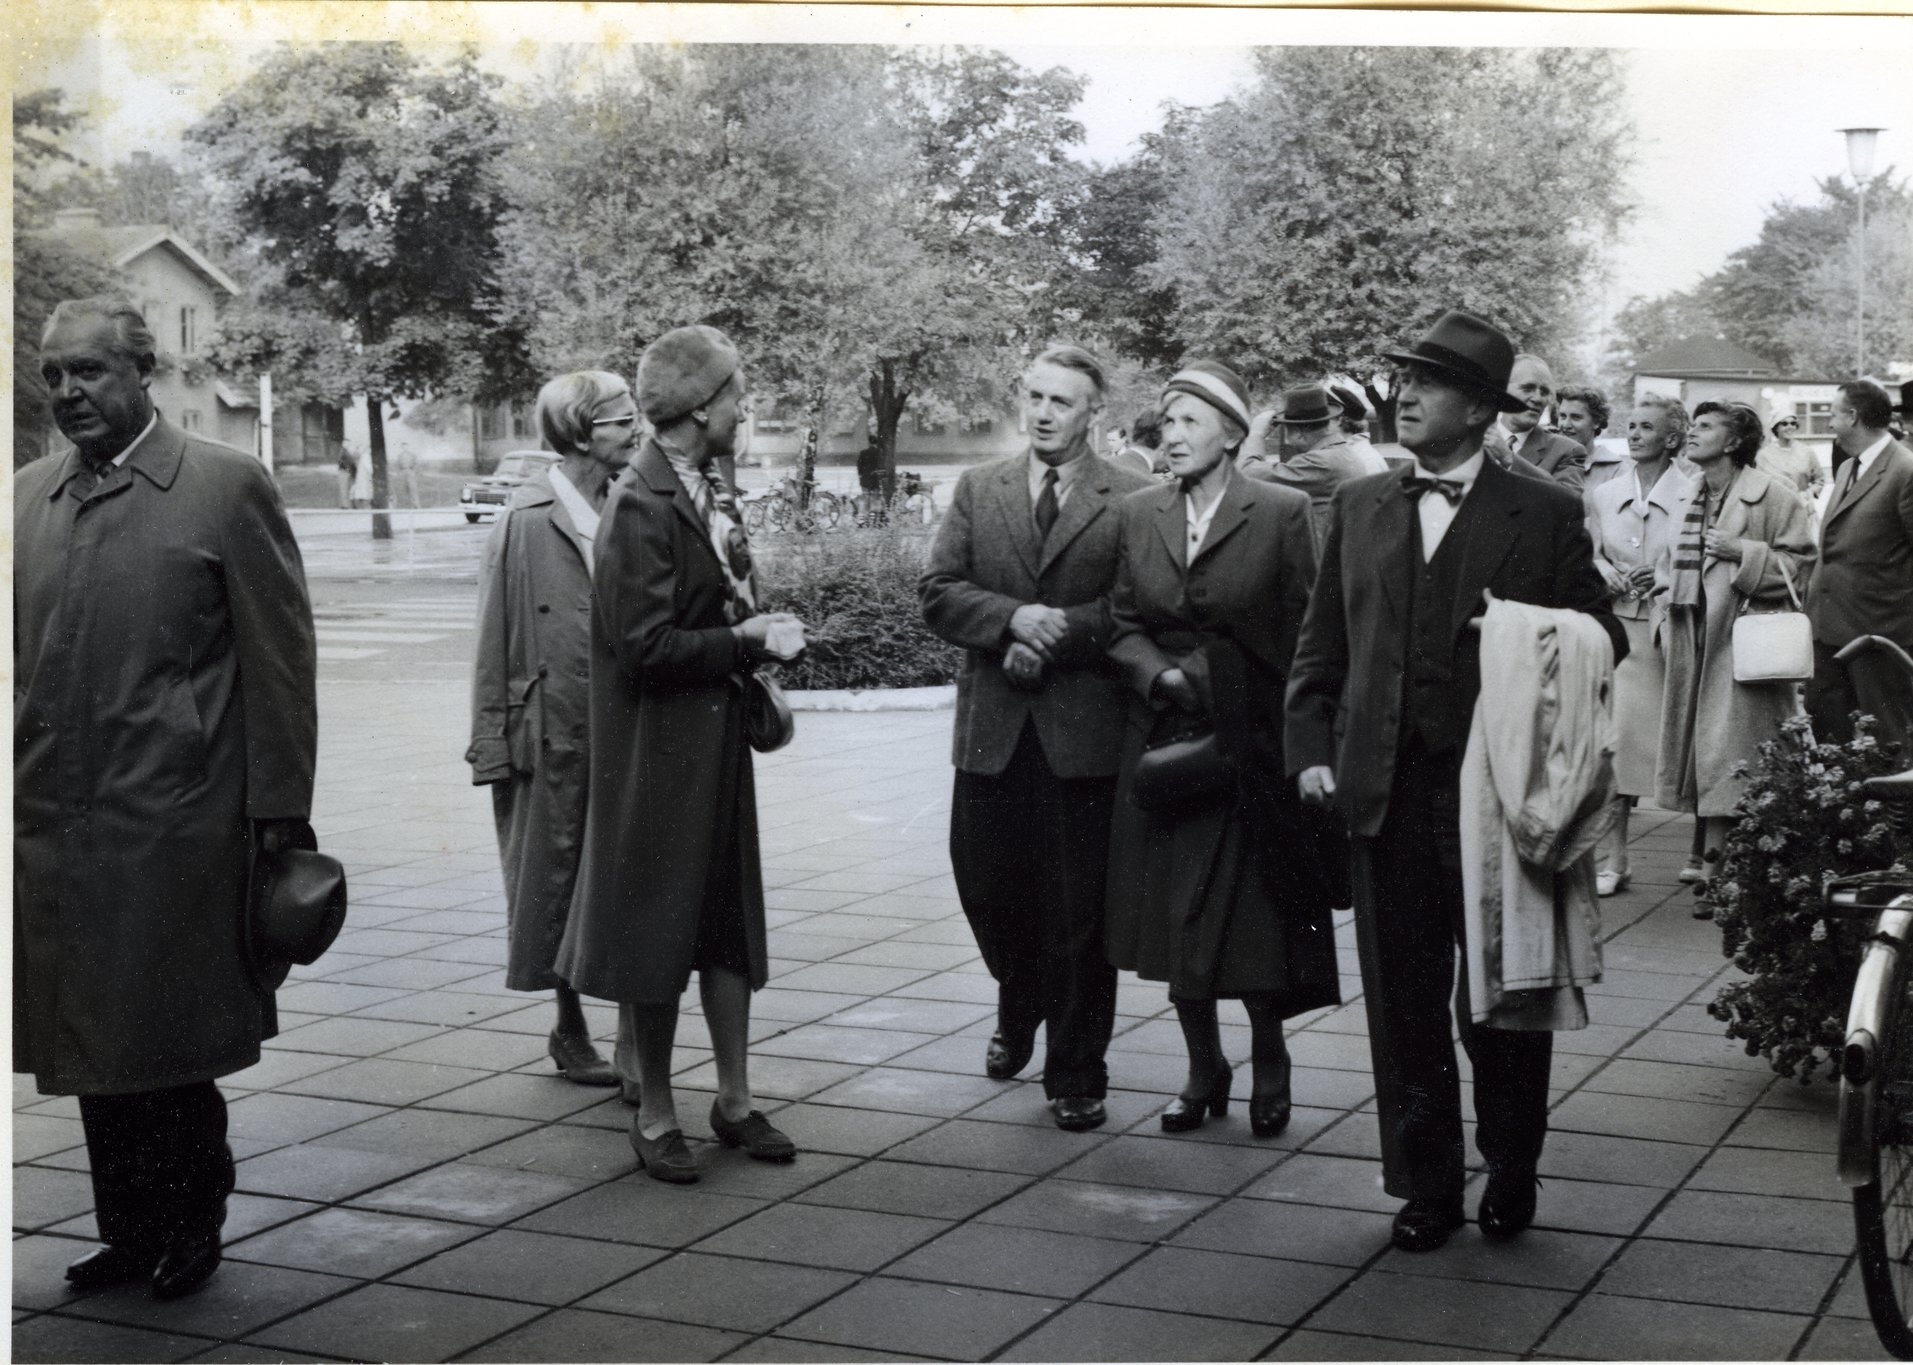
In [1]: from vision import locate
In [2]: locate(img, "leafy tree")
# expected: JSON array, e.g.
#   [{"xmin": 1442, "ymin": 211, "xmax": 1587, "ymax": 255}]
[
  {"xmin": 13, "ymin": 89, "xmax": 121, "ymax": 467},
  {"xmin": 493, "ymin": 44, "xmax": 1088, "ymax": 485},
  {"xmin": 1781, "ymin": 198, "xmax": 1913, "ymax": 379},
  {"xmin": 1142, "ymin": 47, "xmax": 1634, "ymax": 390},
  {"xmin": 187, "ymin": 42, "xmax": 531, "ymax": 535}
]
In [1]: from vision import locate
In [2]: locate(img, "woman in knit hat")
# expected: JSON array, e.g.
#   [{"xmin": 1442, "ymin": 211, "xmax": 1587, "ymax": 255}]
[{"xmin": 1105, "ymin": 360, "xmax": 1343, "ymax": 1139}]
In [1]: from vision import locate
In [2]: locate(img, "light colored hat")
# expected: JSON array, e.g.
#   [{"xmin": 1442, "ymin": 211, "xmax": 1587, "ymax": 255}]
[
  {"xmin": 637, "ymin": 325, "xmax": 741, "ymax": 425},
  {"xmin": 1162, "ymin": 360, "xmax": 1252, "ymax": 432}
]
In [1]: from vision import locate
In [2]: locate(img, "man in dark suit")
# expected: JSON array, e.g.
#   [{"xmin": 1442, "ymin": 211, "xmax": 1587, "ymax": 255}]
[
  {"xmin": 16, "ymin": 296, "xmax": 317, "ymax": 1299},
  {"xmin": 1499, "ymin": 353, "xmax": 1588, "ymax": 492},
  {"xmin": 1806, "ymin": 379, "xmax": 1913, "ymax": 748},
  {"xmin": 920, "ymin": 346, "xmax": 1152, "ymax": 1131},
  {"xmin": 1249, "ymin": 382, "xmax": 1385, "ymax": 552},
  {"xmin": 1286, "ymin": 310, "xmax": 1624, "ymax": 1252}
]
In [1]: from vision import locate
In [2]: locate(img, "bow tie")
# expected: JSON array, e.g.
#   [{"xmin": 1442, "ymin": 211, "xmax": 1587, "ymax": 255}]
[{"xmin": 1402, "ymin": 474, "xmax": 1465, "ymax": 506}]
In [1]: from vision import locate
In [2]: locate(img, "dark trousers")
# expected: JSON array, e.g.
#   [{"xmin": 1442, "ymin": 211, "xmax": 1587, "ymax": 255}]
[
  {"xmin": 79, "ymin": 1082, "xmax": 234, "ymax": 1251},
  {"xmin": 1351, "ymin": 743, "xmax": 1552, "ymax": 1204},
  {"xmin": 950, "ymin": 722, "xmax": 1117, "ymax": 1099},
  {"xmin": 1807, "ymin": 638, "xmax": 1913, "ymax": 750}
]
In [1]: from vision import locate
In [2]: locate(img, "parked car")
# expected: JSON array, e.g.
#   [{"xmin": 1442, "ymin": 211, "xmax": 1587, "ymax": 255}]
[{"xmin": 459, "ymin": 450, "xmax": 559, "ymax": 523}]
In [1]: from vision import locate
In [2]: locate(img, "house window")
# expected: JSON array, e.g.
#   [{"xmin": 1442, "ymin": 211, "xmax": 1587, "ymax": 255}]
[
  {"xmin": 179, "ymin": 305, "xmax": 199, "ymax": 356},
  {"xmin": 510, "ymin": 402, "xmax": 535, "ymax": 440},
  {"xmin": 180, "ymin": 409, "xmax": 203, "ymax": 433},
  {"xmin": 1795, "ymin": 401, "xmax": 1835, "ymax": 437},
  {"xmin": 478, "ymin": 404, "xmax": 505, "ymax": 441}
]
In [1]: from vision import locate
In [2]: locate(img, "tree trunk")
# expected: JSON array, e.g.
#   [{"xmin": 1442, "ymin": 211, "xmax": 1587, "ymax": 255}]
[
  {"xmin": 366, "ymin": 395, "xmax": 392, "ymax": 540},
  {"xmin": 868, "ymin": 360, "xmax": 908, "ymax": 500}
]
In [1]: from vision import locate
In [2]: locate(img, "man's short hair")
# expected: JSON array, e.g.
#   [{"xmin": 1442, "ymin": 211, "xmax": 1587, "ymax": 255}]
[
  {"xmin": 1632, "ymin": 391, "xmax": 1689, "ymax": 448},
  {"xmin": 1840, "ymin": 380, "xmax": 1894, "ymax": 431},
  {"xmin": 536, "ymin": 370, "xmax": 632, "ymax": 455},
  {"xmin": 1511, "ymin": 351, "xmax": 1552, "ymax": 374},
  {"xmin": 1130, "ymin": 408, "xmax": 1163, "ymax": 450},
  {"xmin": 1030, "ymin": 345, "xmax": 1106, "ymax": 398},
  {"xmin": 42, "ymin": 296, "xmax": 157, "ymax": 370},
  {"xmin": 1555, "ymin": 385, "xmax": 1610, "ymax": 434},
  {"xmin": 1693, "ymin": 400, "xmax": 1765, "ymax": 468}
]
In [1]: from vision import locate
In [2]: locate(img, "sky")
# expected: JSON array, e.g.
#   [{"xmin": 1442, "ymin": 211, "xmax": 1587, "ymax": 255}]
[{"xmin": 18, "ymin": 4, "xmax": 1912, "ymax": 316}]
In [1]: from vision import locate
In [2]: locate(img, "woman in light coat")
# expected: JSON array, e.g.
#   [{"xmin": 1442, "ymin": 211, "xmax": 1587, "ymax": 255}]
[
  {"xmin": 1656, "ymin": 401, "xmax": 1816, "ymax": 909},
  {"xmin": 466, "ymin": 371, "xmax": 638, "ymax": 1086},
  {"xmin": 1585, "ymin": 394, "xmax": 1697, "ymax": 895}
]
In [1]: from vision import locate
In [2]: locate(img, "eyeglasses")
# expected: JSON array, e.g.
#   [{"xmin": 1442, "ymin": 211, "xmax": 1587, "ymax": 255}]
[{"xmin": 591, "ymin": 413, "xmax": 640, "ymax": 429}]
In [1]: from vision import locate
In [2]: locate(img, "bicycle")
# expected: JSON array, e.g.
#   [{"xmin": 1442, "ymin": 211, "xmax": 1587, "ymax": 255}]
[
  {"xmin": 1830, "ymin": 634, "xmax": 1913, "ymax": 1357},
  {"xmin": 749, "ymin": 477, "xmax": 842, "ymax": 535}
]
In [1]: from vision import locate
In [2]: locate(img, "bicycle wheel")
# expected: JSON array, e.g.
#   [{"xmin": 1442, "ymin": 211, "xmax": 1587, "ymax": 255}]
[
  {"xmin": 1855, "ymin": 953, "xmax": 1913, "ymax": 1359},
  {"xmin": 766, "ymin": 496, "xmax": 792, "ymax": 535},
  {"xmin": 812, "ymin": 491, "xmax": 842, "ymax": 531}
]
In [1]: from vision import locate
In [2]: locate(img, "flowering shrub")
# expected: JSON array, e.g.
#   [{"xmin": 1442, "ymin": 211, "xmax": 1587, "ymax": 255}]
[{"xmin": 1707, "ymin": 715, "xmax": 1909, "ymax": 1083}]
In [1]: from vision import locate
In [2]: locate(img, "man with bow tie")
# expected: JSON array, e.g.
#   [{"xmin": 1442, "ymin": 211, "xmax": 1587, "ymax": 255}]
[{"xmin": 1285, "ymin": 310, "xmax": 1625, "ymax": 1252}]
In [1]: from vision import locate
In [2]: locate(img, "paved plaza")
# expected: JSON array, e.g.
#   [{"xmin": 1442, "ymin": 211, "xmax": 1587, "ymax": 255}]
[{"xmin": 10, "ymin": 565, "xmax": 1892, "ymax": 1362}]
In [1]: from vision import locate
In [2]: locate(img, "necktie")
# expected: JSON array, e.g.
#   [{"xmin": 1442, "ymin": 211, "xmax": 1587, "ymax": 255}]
[
  {"xmin": 1402, "ymin": 474, "xmax": 1465, "ymax": 506},
  {"xmin": 1034, "ymin": 468, "xmax": 1059, "ymax": 539},
  {"xmin": 1834, "ymin": 457, "xmax": 1860, "ymax": 511}
]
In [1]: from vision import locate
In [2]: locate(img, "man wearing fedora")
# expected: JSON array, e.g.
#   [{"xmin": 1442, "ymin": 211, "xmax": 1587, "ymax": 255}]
[
  {"xmin": 920, "ymin": 344, "xmax": 1151, "ymax": 1132},
  {"xmin": 1249, "ymin": 381, "xmax": 1389, "ymax": 551},
  {"xmin": 1498, "ymin": 352, "xmax": 1589, "ymax": 492},
  {"xmin": 1286, "ymin": 309, "xmax": 1624, "ymax": 1252},
  {"xmin": 16, "ymin": 296, "xmax": 318, "ymax": 1299}
]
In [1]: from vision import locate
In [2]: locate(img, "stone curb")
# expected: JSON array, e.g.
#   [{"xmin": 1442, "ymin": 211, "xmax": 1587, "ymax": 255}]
[{"xmin": 786, "ymin": 685, "xmax": 955, "ymax": 712}]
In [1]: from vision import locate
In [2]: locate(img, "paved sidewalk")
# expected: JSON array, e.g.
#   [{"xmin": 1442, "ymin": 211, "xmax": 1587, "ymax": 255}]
[{"xmin": 11, "ymin": 681, "xmax": 1884, "ymax": 1362}]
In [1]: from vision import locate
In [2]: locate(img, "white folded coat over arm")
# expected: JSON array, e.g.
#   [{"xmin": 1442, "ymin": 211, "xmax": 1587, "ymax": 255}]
[{"xmin": 1461, "ymin": 596, "xmax": 1619, "ymax": 1031}]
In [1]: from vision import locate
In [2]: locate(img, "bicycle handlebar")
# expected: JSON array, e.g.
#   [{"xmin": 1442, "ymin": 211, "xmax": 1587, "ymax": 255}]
[{"xmin": 1866, "ymin": 771, "xmax": 1913, "ymax": 804}]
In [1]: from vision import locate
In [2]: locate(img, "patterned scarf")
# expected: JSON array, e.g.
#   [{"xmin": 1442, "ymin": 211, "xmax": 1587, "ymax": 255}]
[
  {"xmin": 659, "ymin": 439, "xmax": 756, "ymax": 623},
  {"xmin": 1668, "ymin": 472, "xmax": 1726, "ymax": 608}
]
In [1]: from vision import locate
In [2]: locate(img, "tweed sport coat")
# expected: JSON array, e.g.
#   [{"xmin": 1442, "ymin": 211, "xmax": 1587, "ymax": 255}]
[
  {"xmin": 1284, "ymin": 455, "xmax": 1626, "ymax": 839},
  {"xmin": 1808, "ymin": 438, "xmax": 1913, "ymax": 650},
  {"xmin": 920, "ymin": 452, "xmax": 1153, "ymax": 779}
]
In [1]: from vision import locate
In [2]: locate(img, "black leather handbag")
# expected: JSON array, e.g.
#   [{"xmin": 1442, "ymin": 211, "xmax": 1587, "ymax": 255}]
[
  {"xmin": 1131, "ymin": 727, "xmax": 1235, "ymax": 813},
  {"xmin": 744, "ymin": 671, "xmax": 795, "ymax": 753}
]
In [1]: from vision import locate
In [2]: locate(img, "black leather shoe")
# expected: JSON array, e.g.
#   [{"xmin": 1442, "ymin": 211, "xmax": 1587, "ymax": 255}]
[
  {"xmin": 1478, "ymin": 1168, "xmax": 1539, "ymax": 1240},
  {"xmin": 65, "ymin": 1243, "xmax": 159, "ymax": 1290},
  {"xmin": 1050, "ymin": 1097, "xmax": 1107, "ymax": 1132},
  {"xmin": 1249, "ymin": 1093, "xmax": 1291, "ymax": 1139},
  {"xmin": 710, "ymin": 1102, "xmax": 796, "ymax": 1162},
  {"xmin": 150, "ymin": 1234, "xmax": 221, "ymax": 1300},
  {"xmin": 1390, "ymin": 1197, "xmax": 1466, "ymax": 1252},
  {"xmin": 986, "ymin": 1030, "xmax": 1036, "ymax": 1080},
  {"xmin": 549, "ymin": 1030, "xmax": 618, "ymax": 1086},
  {"xmin": 629, "ymin": 1124, "xmax": 699, "ymax": 1183},
  {"xmin": 1160, "ymin": 1068, "xmax": 1232, "ymax": 1133}
]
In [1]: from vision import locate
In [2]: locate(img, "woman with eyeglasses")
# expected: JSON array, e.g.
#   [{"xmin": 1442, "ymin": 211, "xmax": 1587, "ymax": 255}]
[
  {"xmin": 1756, "ymin": 413, "xmax": 1825, "ymax": 500},
  {"xmin": 467, "ymin": 370, "xmax": 641, "ymax": 1087},
  {"xmin": 1656, "ymin": 401, "xmax": 1817, "ymax": 913}
]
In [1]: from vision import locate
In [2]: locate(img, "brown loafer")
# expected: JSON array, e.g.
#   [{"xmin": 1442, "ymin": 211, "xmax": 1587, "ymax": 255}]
[
  {"xmin": 629, "ymin": 1124, "xmax": 699, "ymax": 1183},
  {"xmin": 709, "ymin": 1102, "xmax": 796, "ymax": 1162}
]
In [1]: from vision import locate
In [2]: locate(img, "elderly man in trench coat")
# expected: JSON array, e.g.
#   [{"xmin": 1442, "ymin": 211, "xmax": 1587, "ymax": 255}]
[{"xmin": 15, "ymin": 296, "xmax": 318, "ymax": 1299}]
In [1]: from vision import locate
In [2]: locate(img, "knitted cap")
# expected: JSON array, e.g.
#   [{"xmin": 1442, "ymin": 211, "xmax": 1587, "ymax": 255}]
[
  {"xmin": 1162, "ymin": 360, "xmax": 1252, "ymax": 432},
  {"xmin": 637, "ymin": 325, "xmax": 741, "ymax": 425}
]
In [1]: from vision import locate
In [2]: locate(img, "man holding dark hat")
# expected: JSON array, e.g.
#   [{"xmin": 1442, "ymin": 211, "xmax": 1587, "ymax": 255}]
[
  {"xmin": 1249, "ymin": 382, "xmax": 1386, "ymax": 551},
  {"xmin": 16, "ymin": 295, "xmax": 318, "ymax": 1300},
  {"xmin": 1285, "ymin": 309, "xmax": 1624, "ymax": 1252},
  {"xmin": 920, "ymin": 344, "xmax": 1150, "ymax": 1132}
]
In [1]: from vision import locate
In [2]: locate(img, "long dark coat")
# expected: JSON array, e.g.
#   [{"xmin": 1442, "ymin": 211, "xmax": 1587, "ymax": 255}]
[
  {"xmin": 1105, "ymin": 472, "xmax": 1340, "ymax": 1007},
  {"xmin": 555, "ymin": 440, "xmax": 767, "ymax": 1004},
  {"xmin": 14, "ymin": 418, "xmax": 317, "ymax": 1095},
  {"xmin": 466, "ymin": 471, "xmax": 595, "ymax": 990}
]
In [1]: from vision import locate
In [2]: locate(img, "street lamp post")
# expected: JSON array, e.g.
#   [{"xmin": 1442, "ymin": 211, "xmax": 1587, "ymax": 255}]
[{"xmin": 1839, "ymin": 126, "xmax": 1884, "ymax": 377}]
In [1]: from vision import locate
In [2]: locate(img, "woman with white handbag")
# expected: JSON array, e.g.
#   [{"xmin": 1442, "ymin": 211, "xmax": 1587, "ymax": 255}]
[{"xmin": 1655, "ymin": 401, "xmax": 1817, "ymax": 915}]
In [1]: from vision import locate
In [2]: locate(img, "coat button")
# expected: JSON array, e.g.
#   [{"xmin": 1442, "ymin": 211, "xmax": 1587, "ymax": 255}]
[
  {"xmin": 537, "ymin": 665, "xmax": 549, "ymax": 678},
  {"xmin": 538, "ymin": 605, "xmax": 551, "ymax": 614}
]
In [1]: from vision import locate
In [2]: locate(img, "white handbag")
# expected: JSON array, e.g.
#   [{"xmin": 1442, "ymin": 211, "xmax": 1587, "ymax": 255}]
[{"xmin": 1732, "ymin": 554, "xmax": 1813, "ymax": 685}]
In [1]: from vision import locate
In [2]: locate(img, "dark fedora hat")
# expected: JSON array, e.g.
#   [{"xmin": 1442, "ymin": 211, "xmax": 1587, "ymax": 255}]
[
  {"xmin": 1269, "ymin": 383, "xmax": 1336, "ymax": 425},
  {"xmin": 1899, "ymin": 382, "xmax": 1913, "ymax": 418},
  {"xmin": 1383, "ymin": 310, "xmax": 1528, "ymax": 413},
  {"xmin": 246, "ymin": 823, "xmax": 347, "ymax": 991}
]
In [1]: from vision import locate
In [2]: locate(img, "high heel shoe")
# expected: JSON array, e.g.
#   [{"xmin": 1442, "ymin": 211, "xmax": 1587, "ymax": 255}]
[
  {"xmin": 549, "ymin": 1031, "xmax": 617, "ymax": 1087},
  {"xmin": 1160, "ymin": 1068, "xmax": 1232, "ymax": 1133},
  {"xmin": 1250, "ymin": 1065, "xmax": 1292, "ymax": 1138}
]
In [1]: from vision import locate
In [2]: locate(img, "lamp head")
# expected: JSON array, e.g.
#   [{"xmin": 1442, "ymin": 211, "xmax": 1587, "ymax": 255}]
[{"xmin": 1840, "ymin": 127, "xmax": 1885, "ymax": 180}]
